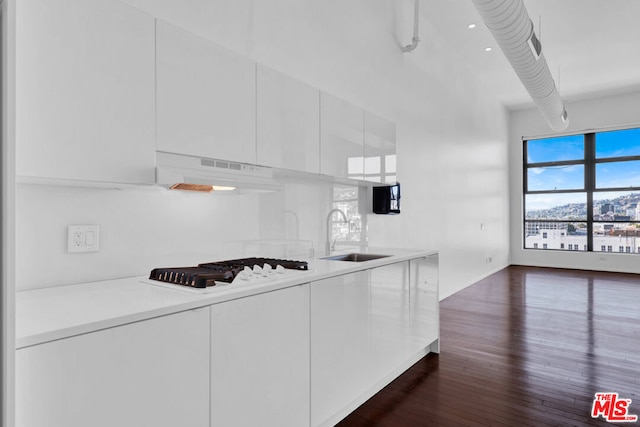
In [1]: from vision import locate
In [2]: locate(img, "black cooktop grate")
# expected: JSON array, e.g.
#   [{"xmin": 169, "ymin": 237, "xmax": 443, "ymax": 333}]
[{"xmin": 198, "ymin": 257, "xmax": 308, "ymax": 271}]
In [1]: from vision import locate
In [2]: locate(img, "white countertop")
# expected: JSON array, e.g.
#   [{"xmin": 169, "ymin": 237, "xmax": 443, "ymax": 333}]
[{"xmin": 16, "ymin": 248, "xmax": 436, "ymax": 349}]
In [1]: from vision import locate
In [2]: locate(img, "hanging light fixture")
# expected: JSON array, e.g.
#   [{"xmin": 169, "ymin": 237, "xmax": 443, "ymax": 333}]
[{"xmin": 471, "ymin": 0, "xmax": 569, "ymax": 131}]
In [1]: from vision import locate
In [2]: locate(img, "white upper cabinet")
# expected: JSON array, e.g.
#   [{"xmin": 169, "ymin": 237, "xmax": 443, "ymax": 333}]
[
  {"xmin": 156, "ymin": 20, "xmax": 256, "ymax": 164},
  {"xmin": 15, "ymin": 0, "xmax": 155, "ymax": 184},
  {"xmin": 363, "ymin": 111, "xmax": 396, "ymax": 184},
  {"xmin": 256, "ymin": 65, "xmax": 320, "ymax": 173},
  {"xmin": 320, "ymin": 93, "xmax": 364, "ymax": 180}
]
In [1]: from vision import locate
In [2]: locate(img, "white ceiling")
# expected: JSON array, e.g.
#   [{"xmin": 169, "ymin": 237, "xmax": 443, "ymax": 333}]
[{"xmin": 423, "ymin": 0, "xmax": 640, "ymax": 109}]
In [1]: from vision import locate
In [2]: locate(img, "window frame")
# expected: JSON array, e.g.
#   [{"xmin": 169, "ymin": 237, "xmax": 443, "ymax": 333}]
[{"xmin": 523, "ymin": 128, "xmax": 640, "ymax": 253}]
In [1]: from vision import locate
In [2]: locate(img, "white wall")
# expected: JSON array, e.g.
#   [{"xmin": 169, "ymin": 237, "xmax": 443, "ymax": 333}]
[
  {"xmin": 509, "ymin": 89, "xmax": 640, "ymax": 274},
  {"xmin": 16, "ymin": 0, "xmax": 511, "ymax": 299}
]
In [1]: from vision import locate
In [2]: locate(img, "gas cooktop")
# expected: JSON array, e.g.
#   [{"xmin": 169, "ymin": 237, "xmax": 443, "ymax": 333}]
[{"xmin": 146, "ymin": 257, "xmax": 309, "ymax": 293}]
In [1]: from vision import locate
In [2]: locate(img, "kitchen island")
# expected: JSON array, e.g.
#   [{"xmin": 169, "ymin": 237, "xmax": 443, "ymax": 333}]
[{"xmin": 15, "ymin": 248, "xmax": 438, "ymax": 427}]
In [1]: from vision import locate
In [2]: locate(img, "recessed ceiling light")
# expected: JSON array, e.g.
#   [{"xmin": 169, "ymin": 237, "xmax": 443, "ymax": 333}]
[
  {"xmin": 467, "ymin": 23, "xmax": 477, "ymax": 29},
  {"xmin": 484, "ymin": 47, "xmax": 493, "ymax": 52}
]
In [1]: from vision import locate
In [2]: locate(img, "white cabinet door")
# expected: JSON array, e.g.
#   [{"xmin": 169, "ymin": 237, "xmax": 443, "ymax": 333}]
[
  {"xmin": 210, "ymin": 284, "xmax": 310, "ymax": 427},
  {"xmin": 369, "ymin": 261, "xmax": 412, "ymax": 382},
  {"xmin": 15, "ymin": 308, "xmax": 210, "ymax": 427},
  {"xmin": 156, "ymin": 20, "xmax": 256, "ymax": 164},
  {"xmin": 320, "ymin": 93, "xmax": 364, "ymax": 179},
  {"xmin": 310, "ymin": 271, "xmax": 370, "ymax": 426},
  {"xmin": 409, "ymin": 254, "xmax": 440, "ymax": 352},
  {"xmin": 257, "ymin": 65, "xmax": 320, "ymax": 173},
  {"xmin": 363, "ymin": 112, "xmax": 396, "ymax": 184},
  {"xmin": 16, "ymin": 0, "xmax": 155, "ymax": 184}
]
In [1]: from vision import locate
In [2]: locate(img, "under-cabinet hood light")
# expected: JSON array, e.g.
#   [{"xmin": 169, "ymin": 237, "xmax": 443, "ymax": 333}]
[{"xmin": 212, "ymin": 185, "xmax": 236, "ymax": 191}]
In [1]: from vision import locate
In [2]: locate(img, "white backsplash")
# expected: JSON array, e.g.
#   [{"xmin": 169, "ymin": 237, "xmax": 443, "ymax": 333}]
[
  {"xmin": 16, "ymin": 184, "xmax": 261, "ymax": 290},
  {"xmin": 16, "ymin": 180, "xmax": 356, "ymax": 291}
]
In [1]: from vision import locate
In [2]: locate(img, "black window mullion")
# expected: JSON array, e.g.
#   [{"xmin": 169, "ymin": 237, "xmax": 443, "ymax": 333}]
[
  {"xmin": 595, "ymin": 154, "xmax": 640, "ymax": 164},
  {"xmin": 585, "ymin": 133, "xmax": 595, "ymax": 252},
  {"xmin": 523, "ymin": 140, "xmax": 528, "ymax": 247},
  {"xmin": 527, "ymin": 159, "xmax": 586, "ymax": 168}
]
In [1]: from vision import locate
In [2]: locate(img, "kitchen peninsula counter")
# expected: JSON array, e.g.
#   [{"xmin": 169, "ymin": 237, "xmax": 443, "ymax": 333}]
[{"xmin": 16, "ymin": 247, "xmax": 437, "ymax": 349}]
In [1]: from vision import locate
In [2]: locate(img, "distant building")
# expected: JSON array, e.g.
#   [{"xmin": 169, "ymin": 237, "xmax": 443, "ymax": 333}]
[
  {"xmin": 601, "ymin": 204, "xmax": 614, "ymax": 215},
  {"xmin": 525, "ymin": 224, "xmax": 640, "ymax": 253},
  {"xmin": 524, "ymin": 222, "xmax": 568, "ymax": 237}
]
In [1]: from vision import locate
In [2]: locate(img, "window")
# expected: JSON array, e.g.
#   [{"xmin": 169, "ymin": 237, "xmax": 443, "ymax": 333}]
[
  {"xmin": 331, "ymin": 185, "xmax": 365, "ymax": 249},
  {"xmin": 524, "ymin": 128, "xmax": 640, "ymax": 253}
]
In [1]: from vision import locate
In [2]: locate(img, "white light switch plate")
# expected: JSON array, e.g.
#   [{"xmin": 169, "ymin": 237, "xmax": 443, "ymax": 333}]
[{"xmin": 67, "ymin": 225, "xmax": 100, "ymax": 253}]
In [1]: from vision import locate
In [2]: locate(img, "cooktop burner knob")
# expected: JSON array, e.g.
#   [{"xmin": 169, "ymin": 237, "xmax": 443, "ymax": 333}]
[
  {"xmin": 243, "ymin": 266, "xmax": 253, "ymax": 275},
  {"xmin": 237, "ymin": 271, "xmax": 250, "ymax": 281},
  {"xmin": 263, "ymin": 264, "xmax": 273, "ymax": 275},
  {"xmin": 253, "ymin": 265, "xmax": 263, "ymax": 275},
  {"xmin": 275, "ymin": 265, "xmax": 285, "ymax": 274}
]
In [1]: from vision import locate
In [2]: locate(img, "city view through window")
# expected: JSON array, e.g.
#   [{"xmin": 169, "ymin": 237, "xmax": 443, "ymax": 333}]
[{"xmin": 524, "ymin": 128, "xmax": 640, "ymax": 253}]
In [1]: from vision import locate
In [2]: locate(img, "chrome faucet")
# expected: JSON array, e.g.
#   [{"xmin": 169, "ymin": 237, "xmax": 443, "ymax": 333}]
[{"xmin": 326, "ymin": 208, "xmax": 348, "ymax": 255}]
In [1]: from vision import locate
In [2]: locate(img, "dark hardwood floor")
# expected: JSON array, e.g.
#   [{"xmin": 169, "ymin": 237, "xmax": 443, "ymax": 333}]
[{"xmin": 337, "ymin": 265, "xmax": 640, "ymax": 427}]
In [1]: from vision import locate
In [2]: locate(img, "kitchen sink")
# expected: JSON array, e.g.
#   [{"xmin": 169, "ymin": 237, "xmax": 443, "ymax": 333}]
[{"xmin": 322, "ymin": 253, "xmax": 391, "ymax": 262}]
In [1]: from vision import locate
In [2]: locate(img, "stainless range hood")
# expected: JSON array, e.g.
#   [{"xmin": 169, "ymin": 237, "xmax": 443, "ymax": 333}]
[{"xmin": 155, "ymin": 151, "xmax": 282, "ymax": 193}]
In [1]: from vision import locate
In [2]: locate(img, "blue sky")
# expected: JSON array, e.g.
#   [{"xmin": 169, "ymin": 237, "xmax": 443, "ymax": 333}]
[
  {"xmin": 527, "ymin": 128, "xmax": 640, "ymax": 163},
  {"xmin": 526, "ymin": 129, "xmax": 640, "ymax": 209},
  {"xmin": 528, "ymin": 165, "xmax": 583, "ymax": 191},
  {"xmin": 527, "ymin": 135, "xmax": 583, "ymax": 163},
  {"xmin": 596, "ymin": 128, "xmax": 640, "ymax": 158}
]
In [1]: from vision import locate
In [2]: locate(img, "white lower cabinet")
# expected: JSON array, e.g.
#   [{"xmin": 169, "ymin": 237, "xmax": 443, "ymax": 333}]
[
  {"xmin": 310, "ymin": 260, "xmax": 438, "ymax": 427},
  {"xmin": 310, "ymin": 271, "xmax": 370, "ymax": 427},
  {"xmin": 15, "ymin": 308, "xmax": 210, "ymax": 427},
  {"xmin": 210, "ymin": 284, "xmax": 310, "ymax": 427},
  {"xmin": 410, "ymin": 254, "xmax": 440, "ymax": 352},
  {"xmin": 369, "ymin": 262, "xmax": 413, "ymax": 382}
]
